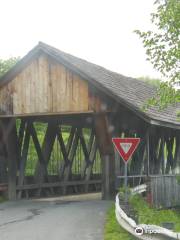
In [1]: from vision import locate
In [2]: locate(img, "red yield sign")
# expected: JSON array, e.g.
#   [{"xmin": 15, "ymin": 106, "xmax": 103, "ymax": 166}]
[{"xmin": 112, "ymin": 138, "xmax": 140, "ymax": 163}]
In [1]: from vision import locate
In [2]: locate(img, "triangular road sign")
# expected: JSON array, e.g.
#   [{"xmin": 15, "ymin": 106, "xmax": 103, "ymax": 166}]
[{"xmin": 112, "ymin": 138, "xmax": 140, "ymax": 163}]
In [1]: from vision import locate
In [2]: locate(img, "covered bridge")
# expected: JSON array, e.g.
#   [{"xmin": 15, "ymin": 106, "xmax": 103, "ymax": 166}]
[{"xmin": 0, "ymin": 42, "xmax": 179, "ymax": 202}]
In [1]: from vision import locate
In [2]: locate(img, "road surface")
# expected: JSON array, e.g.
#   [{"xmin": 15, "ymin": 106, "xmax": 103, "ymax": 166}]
[{"xmin": 0, "ymin": 193, "xmax": 111, "ymax": 240}]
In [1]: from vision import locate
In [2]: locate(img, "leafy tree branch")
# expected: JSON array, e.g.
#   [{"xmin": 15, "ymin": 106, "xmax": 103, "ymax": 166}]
[{"xmin": 135, "ymin": 0, "xmax": 180, "ymax": 109}]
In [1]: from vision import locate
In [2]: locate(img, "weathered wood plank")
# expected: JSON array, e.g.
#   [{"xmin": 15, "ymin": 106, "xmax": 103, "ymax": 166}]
[
  {"xmin": 2, "ymin": 119, "xmax": 18, "ymax": 200},
  {"xmin": 151, "ymin": 175, "xmax": 180, "ymax": 208},
  {"xmin": 80, "ymin": 129, "xmax": 94, "ymax": 179},
  {"xmin": 0, "ymin": 123, "xmax": 7, "ymax": 183},
  {"xmin": 29, "ymin": 122, "xmax": 48, "ymax": 181},
  {"xmin": 35, "ymin": 122, "xmax": 57, "ymax": 181},
  {"xmin": 16, "ymin": 179, "xmax": 102, "ymax": 190},
  {"xmin": 62, "ymin": 127, "xmax": 79, "ymax": 194},
  {"xmin": 17, "ymin": 122, "xmax": 31, "ymax": 199},
  {"xmin": 58, "ymin": 127, "xmax": 75, "ymax": 180},
  {"xmin": 0, "ymin": 53, "xmax": 89, "ymax": 116},
  {"xmin": 94, "ymin": 113, "xmax": 115, "ymax": 200},
  {"xmin": 85, "ymin": 139, "xmax": 98, "ymax": 192}
]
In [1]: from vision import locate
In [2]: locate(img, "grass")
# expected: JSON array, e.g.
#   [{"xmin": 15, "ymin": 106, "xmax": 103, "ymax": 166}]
[
  {"xmin": 104, "ymin": 205, "xmax": 137, "ymax": 240},
  {"xmin": 129, "ymin": 194, "xmax": 180, "ymax": 232},
  {"xmin": 0, "ymin": 196, "xmax": 6, "ymax": 203},
  {"xmin": 20, "ymin": 122, "xmax": 101, "ymax": 176},
  {"xmin": 104, "ymin": 196, "xmax": 180, "ymax": 240}
]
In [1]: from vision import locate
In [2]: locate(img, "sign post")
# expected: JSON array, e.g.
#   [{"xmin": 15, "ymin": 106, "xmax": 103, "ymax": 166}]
[
  {"xmin": 124, "ymin": 161, "xmax": 128, "ymax": 204},
  {"xmin": 112, "ymin": 138, "xmax": 140, "ymax": 204}
]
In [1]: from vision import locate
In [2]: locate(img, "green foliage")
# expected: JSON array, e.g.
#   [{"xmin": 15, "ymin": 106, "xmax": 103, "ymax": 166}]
[
  {"xmin": 119, "ymin": 185, "xmax": 131, "ymax": 201},
  {"xmin": 16, "ymin": 121, "xmax": 101, "ymax": 176},
  {"xmin": 177, "ymin": 110, "xmax": 180, "ymax": 121},
  {"xmin": 0, "ymin": 196, "xmax": 7, "ymax": 203},
  {"xmin": 119, "ymin": 185, "xmax": 131, "ymax": 194},
  {"xmin": 104, "ymin": 206, "xmax": 137, "ymax": 240},
  {"xmin": 0, "ymin": 57, "xmax": 20, "ymax": 77},
  {"xmin": 24, "ymin": 124, "xmax": 72, "ymax": 176},
  {"xmin": 105, "ymin": 196, "xmax": 180, "ymax": 240},
  {"xmin": 139, "ymin": 76, "xmax": 161, "ymax": 87},
  {"xmin": 176, "ymin": 175, "xmax": 180, "ymax": 185},
  {"xmin": 130, "ymin": 194, "xmax": 180, "ymax": 232},
  {"xmin": 144, "ymin": 82, "xmax": 180, "ymax": 111},
  {"xmin": 135, "ymin": 0, "xmax": 180, "ymax": 108}
]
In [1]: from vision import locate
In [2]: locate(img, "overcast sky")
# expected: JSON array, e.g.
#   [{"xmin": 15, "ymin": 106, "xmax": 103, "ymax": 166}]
[{"xmin": 0, "ymin": 0, "xmax": 162, "ymax": 79}]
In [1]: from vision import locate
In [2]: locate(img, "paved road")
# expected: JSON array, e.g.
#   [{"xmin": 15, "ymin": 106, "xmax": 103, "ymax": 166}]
[{"xmin": 0, "ymin": 194, "xmax": 111, "ymax": 240}]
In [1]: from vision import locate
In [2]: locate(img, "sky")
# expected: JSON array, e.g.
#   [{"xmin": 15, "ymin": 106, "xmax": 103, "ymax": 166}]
[{"xmin": 0, "ymin": 0, "xmax": 162, "ymax": 79}]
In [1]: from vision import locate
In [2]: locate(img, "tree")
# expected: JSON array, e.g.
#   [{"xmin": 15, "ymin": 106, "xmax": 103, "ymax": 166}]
[
  {"xmin": 139, "ymin": 76, "xmax": 161, "ymax": 87},
  {"xmin": 135, "ymin": 0, "xmax": 180, "ymax": 109},
  {"xmin": 0, "ymin": 57, "xmax": 20, "ymax": 78}
]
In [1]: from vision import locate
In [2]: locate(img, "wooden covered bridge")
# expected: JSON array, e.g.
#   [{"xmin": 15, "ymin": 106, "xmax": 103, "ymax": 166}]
[{"xmin": 0, "ymin": 42, "xmax": 179, "ymax": 202}]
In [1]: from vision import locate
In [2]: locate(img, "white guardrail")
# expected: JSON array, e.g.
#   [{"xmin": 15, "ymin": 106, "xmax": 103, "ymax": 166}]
[{"xmin": 115, "ymin": 184, "xmax": 180, "ymax": 240}]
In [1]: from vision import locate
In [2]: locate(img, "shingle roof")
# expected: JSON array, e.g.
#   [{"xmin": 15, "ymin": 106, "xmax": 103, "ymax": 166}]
[{"xmin": 0, "ymin": 42, "xmax": 179, "ymax": 129}]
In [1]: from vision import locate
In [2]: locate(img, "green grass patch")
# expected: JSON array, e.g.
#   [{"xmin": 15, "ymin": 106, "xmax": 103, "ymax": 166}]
[
  {"xmin": 104, "ymin": 197, "xmax": 180, "ymax": 240},
  {"xmin": 0, "ymin": 196, "xmax": 6, "ymax": 203},
  {"xmin": 22, "ymin": 122, "xmax": 101, "ymax": 176},
  {"xmin": 130, "ymin": 194, "xmax": 180, "ymax": 232},
  {"xmin": 104, "ymin": 205, "xmax": 137, "ymax": 240}
]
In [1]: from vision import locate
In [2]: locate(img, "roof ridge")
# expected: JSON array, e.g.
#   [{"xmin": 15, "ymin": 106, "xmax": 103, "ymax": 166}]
[
  {"xmin": 38, "ymin": 41, "xmax": 156, "ymax": 91},
  {"xmin": 0, "ymin": 41, "xmax": 179, "ymax": 128}
]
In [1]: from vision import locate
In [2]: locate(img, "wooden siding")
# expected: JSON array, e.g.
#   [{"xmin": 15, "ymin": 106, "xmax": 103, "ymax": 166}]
[
  {"xmin": 0, "ymin": 54, "xmax": 90, "ymax": 116},
  {"xmin": 151, "ymin": 175, "xmax": 180, "ymax": 208}
]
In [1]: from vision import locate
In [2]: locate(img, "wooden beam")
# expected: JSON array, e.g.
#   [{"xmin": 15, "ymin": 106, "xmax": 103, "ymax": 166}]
[
  {"xmin": 94, "ymin": 113, "xmax": 115, "ymax": 200},
  {"xmin": 80, "ymin": 128, "xmax": 93, "ymax": 179},
  {"xmin": 17, "ymin": 119, "xmax": 26, "ymax": 169},
  {"xmin": 84, "ymin": 138, "xmax": 98, "ymax": 192},
  {"xmin": 35, "ymin": 122, "xmax": 57, "ymax": 181},
  {"xmin": 172, "ymin": 132, "xmax": 180, "ymax": 172},
  {"xmin": 29, "ymin": 122, "xmax": 48, "ymax": 181},
  {"xmin": 58, "ymin": 126, "xmax": 76, "ymax": 180},
  {"xmin": 165, "ymin": 135, "xmax": 174, "ymax": 174},
  {"xmin": 17, "ymin": 122, "xmax": 31, "ymax": 199},
  {"xmin": 16, "ymin": 179, "xmax": 102, "ymax": 190},
  {"xmin": 146, "ymin": 127, "xmax": 150, "ymax": 176},
  {"xmin": 0, "ymin": 122, "xmax": 7, "ymax": 183},
  {"xmin": 62, "ymin": 128, "xmax": 79, "ymax": 194},
  {"xmin": 2, "ymin": 119, "xmax": 18, "ymax": 200}
]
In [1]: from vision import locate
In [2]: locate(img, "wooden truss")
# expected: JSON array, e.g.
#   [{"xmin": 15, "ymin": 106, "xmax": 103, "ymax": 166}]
[
  {"xmin": 0, "ymin": 112, "xmax": 179, "ymax": 201},
  {"xmin": 0, "ymin": 115, "xmax": 106, "ymax": 200}
]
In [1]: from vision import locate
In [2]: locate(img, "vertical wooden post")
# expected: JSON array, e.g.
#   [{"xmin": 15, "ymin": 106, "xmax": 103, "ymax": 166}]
[
  {"xmin": 2, "ymin": 119, "xmax": 18, "ymax": 200},
  {"xmin": 114, "ymin": 150, "xmax": 120, "ymax": 188},
  {"xmin": 0, "ymin": 123, "xmax": 7, "ymax": 183},
  {"xmin": 112, "ymin": 116, "xmax": 120, "ymax": 189},
  {"xmin": 94, "ymin": 113, "xmax": 115, "ymax": 200},
  {"xmin": 146, "ymin": 127, "xmax": 150, "ymax": 176},
  {"xmin": 161, "ymin": 135, "xmax": 165, "ymax": 175}
]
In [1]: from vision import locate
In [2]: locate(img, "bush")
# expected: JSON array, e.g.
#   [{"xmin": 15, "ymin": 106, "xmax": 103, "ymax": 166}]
[{"xmin": 129, "ymin": 194, "xmax": 180, "ymax": 232}]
